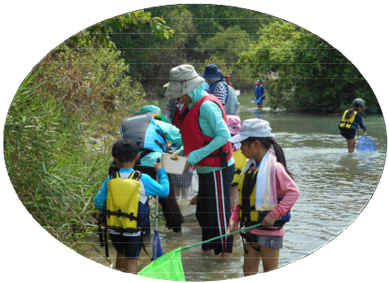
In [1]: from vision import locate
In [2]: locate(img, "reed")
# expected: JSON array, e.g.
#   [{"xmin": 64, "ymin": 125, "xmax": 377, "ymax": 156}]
[{"xmin": 4, "ymin": 69, "xmax": 114, "ymax": 253}]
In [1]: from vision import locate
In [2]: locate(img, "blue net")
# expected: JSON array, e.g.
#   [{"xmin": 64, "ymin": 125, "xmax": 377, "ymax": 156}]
[
  {"xmin": 152, "ymin": 231, "xmax": 164, "ymax": 261},
  {"xmin": 357, "ymin": 137, "xmax": 377, "ymax": 152}
]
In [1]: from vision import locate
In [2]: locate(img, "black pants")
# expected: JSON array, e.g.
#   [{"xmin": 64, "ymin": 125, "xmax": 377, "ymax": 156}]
[
  {"xmin": 134, "ymin": 166, "xmax": 184, "ymax": 232},
  {"xmin": 195, "ymin": 164, "xmax": 235, "ymax": 255}
]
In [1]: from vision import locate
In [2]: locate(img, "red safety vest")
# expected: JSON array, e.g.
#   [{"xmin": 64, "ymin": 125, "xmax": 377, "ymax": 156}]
[{"xmin": 181, "ymin": 95, "xmax": 233, "ymax": 167}]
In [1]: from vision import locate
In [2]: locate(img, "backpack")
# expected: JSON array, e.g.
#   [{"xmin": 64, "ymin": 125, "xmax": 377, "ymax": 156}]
[{"xmin": 210, "ymin": 81, "xmax": 240, "ymax": 115}]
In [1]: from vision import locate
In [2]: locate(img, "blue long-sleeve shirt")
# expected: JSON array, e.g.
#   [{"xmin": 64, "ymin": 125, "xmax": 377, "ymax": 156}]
[
  {"xmin": 354, "ymin": 113, "xmax": 366, "ymax": 130},
  {"xmin": 94, "ymin": 167, "xmax": 169, "ymax": 212}
]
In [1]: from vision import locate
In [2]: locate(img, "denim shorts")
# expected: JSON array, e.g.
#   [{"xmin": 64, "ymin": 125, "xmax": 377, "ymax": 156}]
[{"xmin": 253, "ymin": 234, "xmax": 283, "ymax": 249}]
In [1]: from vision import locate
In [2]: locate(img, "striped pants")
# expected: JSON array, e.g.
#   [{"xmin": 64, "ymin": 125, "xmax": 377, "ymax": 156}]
[{"xmin": 195, "ymin": 164, "xmax": 235, "ymax": 255}]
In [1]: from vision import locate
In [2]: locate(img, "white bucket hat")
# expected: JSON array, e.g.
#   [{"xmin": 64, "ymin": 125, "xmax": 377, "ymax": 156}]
[
  {"xmin": 165, "ymin": 65, "xmax": 205, "ymax": 100},
  {"xmin": 228, "ymin": 118, "xmax": 274, "ymax": 143}
]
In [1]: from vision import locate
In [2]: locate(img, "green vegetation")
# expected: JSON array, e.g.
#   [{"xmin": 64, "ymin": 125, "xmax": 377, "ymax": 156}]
[
  {"xmin": 3, "ymin": 4, "xmax": 380, "ymax": 256},
  {"xmin": 239, "ymin": 21, "xmax": 377, "ymax": 113}
]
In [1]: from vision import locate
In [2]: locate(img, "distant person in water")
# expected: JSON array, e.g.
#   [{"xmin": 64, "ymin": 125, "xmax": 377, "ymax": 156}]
[
  {"xmin": 252, "ymin": 80, "xmax": 265, "ymax": 109},
  {"xmin": 338, "ymin": 98, "xmax": 367, "ymax": 153}
]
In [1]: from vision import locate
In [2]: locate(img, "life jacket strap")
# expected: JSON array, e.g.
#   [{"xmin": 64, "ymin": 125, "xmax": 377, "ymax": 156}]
[
  {"xmin": 203, "ymin": 141, "xmax": 230, "ymax": 168},
  {"xmin": 136, "ymin": 149, "xmax": 154, "ymax": 165},
  {"xmin": 239, "ymin": 231, "xmax": 261, "ymax": 254}
]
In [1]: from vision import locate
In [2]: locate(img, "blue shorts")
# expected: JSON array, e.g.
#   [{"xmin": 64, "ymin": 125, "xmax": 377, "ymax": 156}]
[
  {"xmin": 245, "ymin": 233, "xmax": 283, "ymax": 249},
  {"xmin": 109, "ymin": 231, "xmax": 141, "ymax": 259}
]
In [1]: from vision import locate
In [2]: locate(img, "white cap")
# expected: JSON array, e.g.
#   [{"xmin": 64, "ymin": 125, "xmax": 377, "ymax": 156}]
[{"xmin": 228, "ymin": 118, "xmax": 274, "ymax": 143}]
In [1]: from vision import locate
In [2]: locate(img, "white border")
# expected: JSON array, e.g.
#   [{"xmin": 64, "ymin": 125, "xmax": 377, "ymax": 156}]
[{"xmin": 1, "ymin": 1, "xmax": 387, "ymax": 282}]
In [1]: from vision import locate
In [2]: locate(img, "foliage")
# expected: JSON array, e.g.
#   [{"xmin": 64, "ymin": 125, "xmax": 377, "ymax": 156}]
[
  {"xmin": 4, "ymin": 69, "xmax": 113, "ymax": 251},
  {"xmin": 110, "ymin": 6, "xmax": 196, "ymax": 96},
  {"xmin": 196, "ymin": 25, "xmax": 252, "ymax": 89},
  {"xmin": 33, "ymin": 43, "xmax": 147, "ymax": 128},
  {"xmin": 68, "ymin": 10, "xmax": 174, "ymax": 48},
  {"xmin": 239, "ymin": 21, "xmax": 377, "ymax": 113}
]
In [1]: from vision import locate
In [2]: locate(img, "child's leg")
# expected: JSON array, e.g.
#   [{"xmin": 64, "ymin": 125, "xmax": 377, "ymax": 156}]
[
  {"xmin": 347, "ymin": 138, "xmax": 355, "ymax": 153},
  {"xmin": 181, "ymin": 187, "xmax": 190, "ymax": 199},
  {"xmin": 115, "ymin": 252, "xmax": 126, "ymax": 271},
  {"xmin": 125, "ymin": 258, "xmax": 138, "ymax": 274},
  {"xmin": 174, "ymin": 187, "xmax": 181, "ymax": 199},
  {"xmin": 260, "ymin": 246, "xmax": 280, "ymax": 272},
  {"xmin": 243, "ymin": 242, "xmax": 262, "ymax": 276}
]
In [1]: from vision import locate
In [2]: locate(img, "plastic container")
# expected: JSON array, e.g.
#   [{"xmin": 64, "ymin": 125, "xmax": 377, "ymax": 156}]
[
  {"xmin": 161, "ymin": 153, "xmax": 187, "ymax": 175},
  {"xmin": 177, "ymin": 199, "xmax": 196, "ymax": 217}
]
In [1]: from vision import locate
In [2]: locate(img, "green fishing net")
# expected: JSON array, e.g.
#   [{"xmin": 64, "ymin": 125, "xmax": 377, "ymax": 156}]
[{"xmin": 138, "ymin": 247, "xmax": 185, "ymax": 281}]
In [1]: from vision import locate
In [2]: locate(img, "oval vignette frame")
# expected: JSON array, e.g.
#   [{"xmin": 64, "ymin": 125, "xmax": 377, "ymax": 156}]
[{"xmin": 1, "ymin": 1, "xmax": 388, "ymax": 283}]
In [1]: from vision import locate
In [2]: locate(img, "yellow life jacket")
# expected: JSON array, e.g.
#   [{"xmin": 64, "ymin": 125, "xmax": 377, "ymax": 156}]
[
  {"xmin": 232, "ymin": 149, "xmax": 247, "ymax": 185},
  {"xmin": 105, "ymin": 170, "xmax": 144, "ymax": 232},
  {"xmin": 238, "ymin": 166, "xmax": 290, "ymax": 230},
  {"xmin": 339, "ymin": 110, "xmax": 357, "ymax": 130}
]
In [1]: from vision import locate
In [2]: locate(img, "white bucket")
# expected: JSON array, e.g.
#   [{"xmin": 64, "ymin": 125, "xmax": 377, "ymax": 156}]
[
  {"xmin": 177, "ymin": 199, "xmax": 196, "ymax": 217},
  {"xmin": 161, "ymin": 153, "xmax": 187, "ymax": 175}
]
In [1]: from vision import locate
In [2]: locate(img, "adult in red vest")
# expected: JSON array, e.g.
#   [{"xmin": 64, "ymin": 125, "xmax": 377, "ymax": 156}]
[{"xmin": 165, "ymin": 65, "xmax": 236, "ymax": 258}]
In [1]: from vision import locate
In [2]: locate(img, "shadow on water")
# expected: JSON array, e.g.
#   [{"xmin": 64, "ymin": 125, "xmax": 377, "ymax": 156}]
[{"xmin": 81, "ymin": 97, "xmax": 386, "ymax": 280}]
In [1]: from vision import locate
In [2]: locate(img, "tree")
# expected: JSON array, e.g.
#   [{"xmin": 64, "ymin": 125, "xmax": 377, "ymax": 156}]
[
  {"xmin": 239, "ymin": 21, "xmax": 378, "ymax": 113},
  {"xmin": 68, "ymin": 10, "xmax": 174, "ymax": 48}
]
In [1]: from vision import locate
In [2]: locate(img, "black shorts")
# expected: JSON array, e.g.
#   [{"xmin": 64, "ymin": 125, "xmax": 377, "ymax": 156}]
[
  {"xmin": 109, "ymin": 231, "xmax": 141, "ymax": 259},
  {"xmin": 340, "ymin": 129, "xmax": 356, "ymax": 140}
]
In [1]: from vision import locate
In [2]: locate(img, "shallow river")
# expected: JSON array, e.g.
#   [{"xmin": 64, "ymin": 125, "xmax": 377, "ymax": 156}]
[{"xmin": 82, "ymin": 94, "xmax": 386, "ymax": 281}]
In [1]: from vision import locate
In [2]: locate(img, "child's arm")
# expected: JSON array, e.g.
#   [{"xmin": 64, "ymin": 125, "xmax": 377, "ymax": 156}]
[
  {"xmin": 269, "ymin": 163, "xmax": 300, "ymax": 220},
  {"xmin": 355, "ymin": 113, "xmax": 367, "ymax": 131},
  {"xmin": 142, "ymin": 167, "xmax": 170, "ymax": 197},
  {"xmin": 94, "ymin": 177, "xmax": 110, "ymax": 211},
  {"xmin": 228, "ymin": 203, "xmax": 241, "ymax": 234}
]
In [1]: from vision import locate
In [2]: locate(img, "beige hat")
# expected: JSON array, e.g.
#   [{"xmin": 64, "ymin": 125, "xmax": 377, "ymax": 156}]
[{"xmin": 165, "ymin": 65, "xmax": 205, "ymax": 99}]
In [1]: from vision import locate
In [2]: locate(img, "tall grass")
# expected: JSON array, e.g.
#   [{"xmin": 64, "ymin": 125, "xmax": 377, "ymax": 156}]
[{"xmin": 4, "ymin": 69, "xmax": 113, "ymax": 252}]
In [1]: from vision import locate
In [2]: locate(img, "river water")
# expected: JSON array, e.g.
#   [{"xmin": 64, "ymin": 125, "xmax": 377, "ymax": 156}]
[{"xmin": 81, "ymin": 94, "xmax": 386, "ymax": 281}]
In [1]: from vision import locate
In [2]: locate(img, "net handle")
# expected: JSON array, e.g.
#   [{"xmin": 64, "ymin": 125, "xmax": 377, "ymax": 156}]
[{"xmin": 179, "ymin": 219, "xmax": 281, "ymax": 252}]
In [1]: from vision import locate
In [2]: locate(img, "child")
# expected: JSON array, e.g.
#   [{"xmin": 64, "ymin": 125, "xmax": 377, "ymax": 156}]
[
  {"xmin": 94, "ymin": 138, "xmax": 169, "ymax": 274},
  {"xmin": 227, "ymin": 115, "xmax": 248, "ymax": 209},
  {"xmin": 338, "ymin": 98, "xmax": 367, "ymax": 153},
  {"xmin": 227, "ymin": 118, "xmax": 299, "ymax": 275},
  {"xmin": 252, "ymin": 80, "xmax": 266, "ymax": 109}
]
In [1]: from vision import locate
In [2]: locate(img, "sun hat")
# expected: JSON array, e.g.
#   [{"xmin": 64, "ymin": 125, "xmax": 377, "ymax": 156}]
[
  {"xmin": 227, "ymin": 115, "xmax": 241, "ymax": 135},
  {"xmin": 165, "ymin": 65, "xmax": 205, "ymax": 100},
  {"xmin": 228, "ymin": 118, "xmax": 274, "ymax": 143},
  {"xmin": 200, "ymin": 64, "xmax": 225, "ymax": 81},
  {"xmin": 112, "ymin": 138, "xmax": 139, "ymax": 157},
  {"xmin": 353, "ymin": 98, "xmax": 365, "ymax": 109}
]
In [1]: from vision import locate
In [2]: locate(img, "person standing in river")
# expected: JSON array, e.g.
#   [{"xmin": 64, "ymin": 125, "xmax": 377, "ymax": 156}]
[
  {"xmin": 227, "ymin": 118, "xmax": 299, "ymax": 275},
  {"xmin": 252, "ymin": 80, "xmax": 266, "ymax": 109},
  {"xmin": 165, "ymin": 64, "xmax": 236, "ymax": 258},
  {"xmin": 338, "ymin": 98, "xmax": 367, "ymax": 153},
  {"xmin": 200, "ymin": 64, "xmax": 229, "ymax": 106},
  {"xmin": 119, "ymin": 105, "xmax": 185, "ymax": 233}
]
